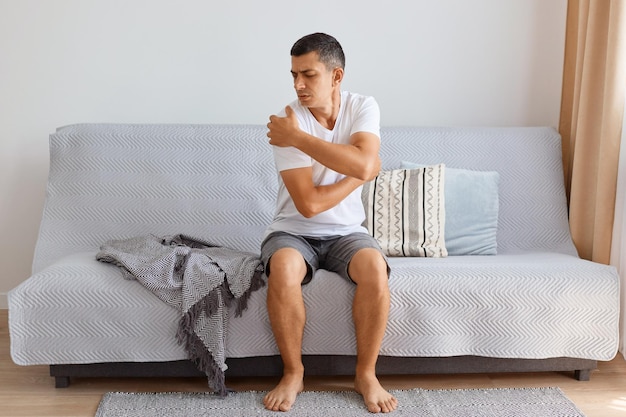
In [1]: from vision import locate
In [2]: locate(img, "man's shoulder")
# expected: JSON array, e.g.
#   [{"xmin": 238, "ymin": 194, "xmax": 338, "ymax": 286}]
[
  {"xmin": 340, "ymin": 92, "xmax": 380, "ymax": 124},
  {"xmin": 342, "ymin": 91, "xmax": 379, "ymax": 112},
  {"xmin": 342, "ymin": 90, "xmax": 376, "ymax": 103},
  {"xmin": 288, "ymin": 99, "xmax": 308, "ymax": 117}
]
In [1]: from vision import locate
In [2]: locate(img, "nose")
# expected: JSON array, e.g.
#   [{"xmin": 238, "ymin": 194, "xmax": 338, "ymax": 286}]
[{"xmin": 293, "ymin": 74, "xmax": 305, "ymax": 90}]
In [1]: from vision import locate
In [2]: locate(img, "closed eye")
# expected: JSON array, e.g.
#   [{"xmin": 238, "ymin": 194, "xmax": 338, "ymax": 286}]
[{"xmin": 291, "ymin": 71, "xmax": 317, "ymax": 79}]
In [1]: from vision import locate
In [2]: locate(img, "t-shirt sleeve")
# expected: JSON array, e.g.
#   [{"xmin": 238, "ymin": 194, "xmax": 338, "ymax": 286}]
[
  {"xmin": 273, "ymin": 146, "xmax": 311, "ymax": 172},
  {"xmin": 350, "ymin": 96, "xmax": 380, "ymax": 139}
]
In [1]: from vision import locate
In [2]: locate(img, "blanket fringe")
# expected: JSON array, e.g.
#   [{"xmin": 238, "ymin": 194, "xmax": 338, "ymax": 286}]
[
  {"xmin": 176, "ymin": 265, "xmax": 266, "ymax": 396},
  {"xmin": 176, "ymin": 290, "xmax": 228, "ymax": 397},
  {"xmin": 233, "ymin": 266, "xmax": 265, "ymax": 318},
  {"xmin": 181, "ymin": 328, "xmax": 228, "ymax": 397}
]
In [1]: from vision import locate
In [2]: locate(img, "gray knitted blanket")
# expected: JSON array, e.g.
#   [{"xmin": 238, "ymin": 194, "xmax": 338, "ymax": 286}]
[{"xmin": 96, "ymin": 234, "xmax": 265, "ymax": 396}]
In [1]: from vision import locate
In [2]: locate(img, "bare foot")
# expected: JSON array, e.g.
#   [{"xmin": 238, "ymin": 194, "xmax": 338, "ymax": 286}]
[
  {"xmin": 263, "ymin": 371, "xmax": 304, "ymax": 412},
  {"xmin": 354, "ymin": 374, "xmax": 398, "ymax": 413}
]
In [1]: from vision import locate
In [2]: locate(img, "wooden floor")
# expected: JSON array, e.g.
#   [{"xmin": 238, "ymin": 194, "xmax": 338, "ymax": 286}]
[{"xmin": 2, "ymin": 309, "xmax": 626, "ymax": 417}]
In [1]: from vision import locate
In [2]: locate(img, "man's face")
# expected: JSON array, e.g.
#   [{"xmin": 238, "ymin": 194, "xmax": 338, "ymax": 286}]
[{"xmin": 290, "ymin": 51, "xmax": 338, "ymax": 109}]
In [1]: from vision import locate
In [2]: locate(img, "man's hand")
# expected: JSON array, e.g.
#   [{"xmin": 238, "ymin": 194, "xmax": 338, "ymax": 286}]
[{"xmin": 267, "ymin": 106, "xmax": 300, "ymax": 147}]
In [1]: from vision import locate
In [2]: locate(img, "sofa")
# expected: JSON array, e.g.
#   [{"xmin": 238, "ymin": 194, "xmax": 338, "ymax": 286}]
[{"xmin": 8, "ymin": 123, "xmax": 620, "ymax": 390}]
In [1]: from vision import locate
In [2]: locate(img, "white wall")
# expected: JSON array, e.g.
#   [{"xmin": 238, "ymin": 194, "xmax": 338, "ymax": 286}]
[{"xmin": 0, "ymin": 0, "xmax": 567, "ymax": 308}]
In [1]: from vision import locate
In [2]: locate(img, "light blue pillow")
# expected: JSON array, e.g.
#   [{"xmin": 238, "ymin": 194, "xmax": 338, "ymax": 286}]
[{"xmin": 402, "ymin": 161, "xmax": 499, "ymax": 255}]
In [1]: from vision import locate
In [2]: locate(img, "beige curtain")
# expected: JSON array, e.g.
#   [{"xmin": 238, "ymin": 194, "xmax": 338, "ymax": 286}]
[{"xmin": 559, "ymin": 0, "xmax": 626, "ymax": 264}]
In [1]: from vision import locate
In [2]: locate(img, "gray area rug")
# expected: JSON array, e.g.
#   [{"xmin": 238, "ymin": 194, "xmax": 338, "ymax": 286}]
[{"xmin": 95, "ymin": 387, "xmax": 586, "ymax": 416}]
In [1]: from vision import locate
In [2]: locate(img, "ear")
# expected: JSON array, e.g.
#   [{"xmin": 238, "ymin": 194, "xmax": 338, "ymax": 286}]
[{"xmin": 332, "ymin": 68, "xmax": 344, "ymax": 85}]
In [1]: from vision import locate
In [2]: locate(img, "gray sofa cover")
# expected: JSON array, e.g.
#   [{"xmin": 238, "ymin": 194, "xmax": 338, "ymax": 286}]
[{"xmin": 8, "ymin": 124, "xmax": 620, "ymax": 387}]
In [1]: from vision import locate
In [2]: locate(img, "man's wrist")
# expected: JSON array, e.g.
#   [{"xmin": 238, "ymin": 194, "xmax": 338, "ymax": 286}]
[{"xmin": 291, "ymin": 130, "xmax": 312, "ymax": 152}]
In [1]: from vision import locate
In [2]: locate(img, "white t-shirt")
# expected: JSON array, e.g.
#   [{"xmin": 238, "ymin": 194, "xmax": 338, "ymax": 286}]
[{"xmin": 264, "ymin": 91, "xmax": 380, "ymax": 238}]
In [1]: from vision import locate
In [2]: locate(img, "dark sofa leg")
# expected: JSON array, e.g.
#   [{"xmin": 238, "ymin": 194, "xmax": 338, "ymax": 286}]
[
  {"xmin": 54, "ymin": 376, "xmax": 70, "ymax": 388},
  {"xmin": 574, "ymin": 369, "xmax": 591, "ymax": 381}
]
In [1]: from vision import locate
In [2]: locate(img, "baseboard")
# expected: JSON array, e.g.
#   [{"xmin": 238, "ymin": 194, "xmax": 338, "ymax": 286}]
[{"xmin": 0, "ymin": 293, "xmax": 7, "ymax": 309}]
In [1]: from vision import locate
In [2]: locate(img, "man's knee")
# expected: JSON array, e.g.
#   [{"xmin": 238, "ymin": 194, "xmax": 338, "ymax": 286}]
[
  {"xmin": 267, "ymin": 248, "xmax": 308, "ymax": 285},
  {"xmin": 349, "ymin": 248, "xmax": 389, "ymax": 286}
]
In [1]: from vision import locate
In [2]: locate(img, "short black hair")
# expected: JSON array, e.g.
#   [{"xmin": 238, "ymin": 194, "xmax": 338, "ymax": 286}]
[{"xmin": 290, "ymin": 33, "xmax": 345, "ymax": 70}]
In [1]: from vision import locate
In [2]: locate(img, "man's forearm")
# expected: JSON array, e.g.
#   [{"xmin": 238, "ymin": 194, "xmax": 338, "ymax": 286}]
[
  {"xmin": 297, "ymin": 175, "xmax": 364, "ymax": 218},
  {"xmin": 290, "ymin": 131, "xmax": 379, "ymax": 181}
]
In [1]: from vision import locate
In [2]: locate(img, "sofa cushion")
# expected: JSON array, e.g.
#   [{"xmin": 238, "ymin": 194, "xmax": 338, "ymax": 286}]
[
  {"xmin": 403, "ymin": 162, "xmax": 499, "ymax": 255},
  {"xmin": 361, "ymin": 164, "xmax": 447, "ymax": 257},
  {"xmin": 9, "ymin": 252, "xmax": 619, "ymax": 364}
]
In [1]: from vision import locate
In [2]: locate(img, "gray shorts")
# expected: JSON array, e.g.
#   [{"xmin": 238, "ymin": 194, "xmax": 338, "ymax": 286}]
[{"xmin": 260, "ymin": 231, "xmax": 389, "ymax": 284}]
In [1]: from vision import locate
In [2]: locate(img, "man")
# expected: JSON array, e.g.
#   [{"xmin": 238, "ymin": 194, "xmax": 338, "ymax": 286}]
[{"xmin": 261, "ymin": 33, "xmax": 397, "ymax": 413}]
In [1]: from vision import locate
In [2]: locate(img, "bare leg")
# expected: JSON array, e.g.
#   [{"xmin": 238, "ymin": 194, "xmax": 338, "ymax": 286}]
[
  {"xmin": 263, "ymin": 248, "xmax": 307, "ymax": 412},
  {"xmin": 349, "ymin": 248, "xmax": 398, "ymax": 413}
]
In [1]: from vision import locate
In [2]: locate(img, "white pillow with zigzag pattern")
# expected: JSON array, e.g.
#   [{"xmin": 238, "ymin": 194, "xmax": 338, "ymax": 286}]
[{"xmin": 361, "ymin": 164, "xmax": 447, "ymax": 257}]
